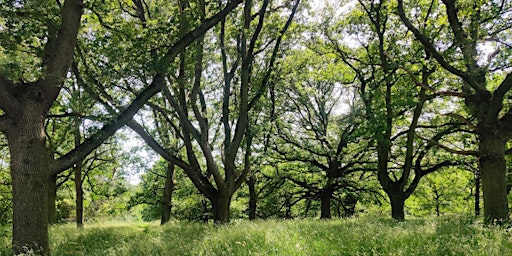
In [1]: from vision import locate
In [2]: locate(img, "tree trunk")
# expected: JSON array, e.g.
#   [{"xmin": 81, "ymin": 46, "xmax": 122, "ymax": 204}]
[
  {"xmin": 74, "ymin": 162, "xmax": 84, "ymax": 228},
  {"xmin": 343, "ymin": 193, "xmax": 358, "ymax": 217},
  {"xmin": 247, "ymin": 175, "xmax": 257, "ymax": 220},
  {"xmin": 304, "ymin": 199, "xmax": 312, "ymax": 218},
  {"xmin": 73, "ymin": 116, "xmax": 84, "ymax": 227},
  {"xmin": 320, "ymin": 188, "xmax": 333, "ymax": 219},
  {"xmin": 389, "ymin": 194, "xmax": 405, "ymax": 221},
  {"xmin": 479, "ymin": 133, "xmax": 508, "ymax": 223},
  {"xmin": 210, "ymin": 193, "xmax": 232, "ymax": 223},
  {"xmin": 161, "ymin": 162, "xmax": 175, "ymax": 224},
  {"xmin": 474, "ymin": 168, "xmax": 481, "ymax": 216},
  {"xmin": 7, "ymin": 115, "xmax": 50, "ymax": 255},
  {"xmin": 47, "ymin": 174, "xmax": 58, "ymax": 224}
]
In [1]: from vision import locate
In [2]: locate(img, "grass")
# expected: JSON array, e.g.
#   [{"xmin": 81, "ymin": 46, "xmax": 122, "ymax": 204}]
[{"xmin": 1, "ymin": 216, "xmax": 512, "ymax": 255}]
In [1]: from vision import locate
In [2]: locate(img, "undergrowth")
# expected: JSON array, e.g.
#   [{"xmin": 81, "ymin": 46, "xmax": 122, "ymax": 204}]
[{"xmin": 1, "ymin": 216, "xmax": 511, "ymax": 255}]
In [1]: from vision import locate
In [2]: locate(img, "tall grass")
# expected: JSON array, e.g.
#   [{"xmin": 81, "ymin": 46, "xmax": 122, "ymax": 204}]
[{"xmin": 1, "ymin": 216, "xmax": 511, "ymax": 255}]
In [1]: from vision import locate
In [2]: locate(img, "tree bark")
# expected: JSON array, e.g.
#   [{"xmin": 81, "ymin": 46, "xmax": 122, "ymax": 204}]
[
  {"xmin": 73, "ymin": 117, "xmax": 84, "ymax": 228},
  {"xmin": 7, "ymin": 113, "xmax": 50, "ymax": 255},
  {"xmin": 74, "ymin": 162, "xmax": 84, "ymax": 228},
  {"xmin": 320, "ymin": 187, "xmax": 333, "ymax": 219},
  {"xmin": 210, "ymin": 193, "xmax": 232, "ymax": 223},
  {"xmin": 474, "ymin": 168, "xmax": 481, "ymax": 216},
  {"xmin": 389, "ymin": 194, "xmax": 405, "ymax": 221},
  {"xmin": 161, "ymin": 162, "xmax": 175, "ymax": 224},
  {"xmin": 479, "ymin": 133, "xmax": 508, "ymax": 223},
  {"xmin": 47, "ymin": 174, "xmax": 58, "ymax": 224},
  {"xmin": 247, "ymin": 175, "xmax": 257, "ymax": 220}
]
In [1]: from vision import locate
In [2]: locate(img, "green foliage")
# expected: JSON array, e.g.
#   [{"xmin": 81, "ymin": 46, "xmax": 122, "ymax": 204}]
[
  {"xmin": 129, "ymin": 158, "xmax": 251, "ymax": 221},
  {"xmin": 0, "ymin": 138, "xmax": 10, "ymax": 226},
  {"xmin": 408, "ymin": 168, "xmax": 475, "ymax": 216}
]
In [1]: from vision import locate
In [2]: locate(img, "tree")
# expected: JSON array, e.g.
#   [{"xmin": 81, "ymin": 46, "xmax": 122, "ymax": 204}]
[
  {"xmin": 319, "ymin": 0, "xmax": 461, "ymax": 220},
  {"xmin": 0, "ymin": 0, "xmax": 243, "ymax": 252},
  {"xmin": 119, "ymin": 0, "xmax": 300, "ymax": 223},
  {"xmin": 397, "ymin": 0, "xmax": 512, "ymax": 223},
  {"xmin": 272, "ymin": 48, "xmax": 372, "ymax": 218}
]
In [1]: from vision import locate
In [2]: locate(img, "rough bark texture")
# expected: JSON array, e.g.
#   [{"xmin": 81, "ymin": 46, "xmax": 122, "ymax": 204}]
[
  {"xmin": 479, "ymin": 133, "xmax": 508, "ymax": 223},
  {"xmin": 397, "ymin": 0, "xmax": 512, "ymax": 223},
  {"xmin": 474, "ymin": 168, "xmax": 481, "ymax": 216},
  {"xmin": 7, "ymin": 110, "xmax": 50, "ymax": 254},
  {"xmin": 211, "ymin": 193, "xmax": 232, "ymax": 223},
  {"xmin": 0, "ymin": 0, "xmax": 244, "ymax": 253},
  {"xmin": 47, "ymin": 174, "xmax": 58, "ymax": 224},
  {"xmin": 161, "ymin": 162, "xmax": 175, "ymax": 224}
]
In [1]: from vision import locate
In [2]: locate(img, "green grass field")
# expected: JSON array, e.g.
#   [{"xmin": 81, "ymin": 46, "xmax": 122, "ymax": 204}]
[{"xmin": 1, "ymin": 216, "xmax": 512, "ymax": 255}]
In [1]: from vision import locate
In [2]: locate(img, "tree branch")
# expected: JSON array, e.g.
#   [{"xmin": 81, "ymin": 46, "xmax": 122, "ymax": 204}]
[
  {"xmin": 416, "ymin": 133, "xmax": 478, "ymax": 156},
  {"xmin": 42, "ymin": 0, "xmax": 83, "ymax": 103},
  {"xmin": 52, "ymin": 0, "xmax": 244, "ymax": 175},
  {"xmin": 126, "ymin": 120, "xmax": 189, "ymax": 171},
  {"xmin": 0, "ymin": 75, "xmax": 21, "ymax": 119},
  {"xmin": 489, "ymin": 73, "xmax": 512, "ymax": 118},
  {"xmin": 248, "ymin": 0, "xmax": 300, "ymax": 110},
  {"xmin": 396, "ymin": 0, "xmax": 485, "ymax": 94}
]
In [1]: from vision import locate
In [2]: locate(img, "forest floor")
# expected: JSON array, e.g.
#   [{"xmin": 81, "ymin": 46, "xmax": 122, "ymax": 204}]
[{"xmin": 1, "ymin": 216, "xmax": 511, "ymax": 255}]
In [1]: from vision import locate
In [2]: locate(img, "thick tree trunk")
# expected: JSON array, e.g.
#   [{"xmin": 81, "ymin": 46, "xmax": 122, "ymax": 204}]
[
  {"xmin": 47, "ymin": 174, "xmax": 58, "ymax": 224},
  {"xmin": 210, "ymin": 193, "xmax": 232, "ymax": 223},
  {"xmin": 247, "ymin": 175, "xmax": 257, "ymax": 220},
  {"xmin": 389, "ymin": 194, "xmax": 405, "ymax": 221},
  {"xmin": 474, "ymin": 168, "xmax": 481, "ymax": 216},
  {"xmin": 320, "ymin": 188, "xmax": 333, "ymax": 219},
  {"xmin": 161, "ymin": 162, "xmax": 175, "ymax": 224},
  {"xmin": 479, "ymin": 133, "xmax": 508, "ymax": 223},
  {"xmin": 7, "ymin": 116, "xmax": 50, "ymax": 255},
  {"xmin": 74, "ymin": 162, "xmax": 84, "ymax": 228}
]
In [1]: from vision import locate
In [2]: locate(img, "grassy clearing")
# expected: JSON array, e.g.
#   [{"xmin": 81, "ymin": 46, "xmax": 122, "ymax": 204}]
[{"xmin": 1, "ymin": 216, "xmax": 512, "ymax": 255}]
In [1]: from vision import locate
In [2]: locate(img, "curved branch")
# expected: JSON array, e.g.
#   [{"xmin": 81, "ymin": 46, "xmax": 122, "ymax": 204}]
[{"xmin": 396, "ymin": 0, "xmax": 485, "ymax": 94}]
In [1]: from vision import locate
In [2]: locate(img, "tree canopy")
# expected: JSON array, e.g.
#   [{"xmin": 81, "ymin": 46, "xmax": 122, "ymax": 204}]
[{"xmin": 0, "ymin": 0, "xmax": 511, "ymax": 254}]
